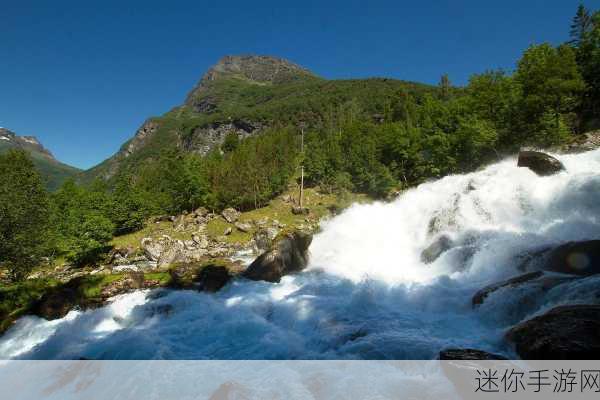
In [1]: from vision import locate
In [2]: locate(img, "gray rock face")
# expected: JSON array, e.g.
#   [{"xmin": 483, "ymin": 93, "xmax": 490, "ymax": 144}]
[
  {"xmin": 123, "ymin": 120, "xmax": 160, "ymax": 158},
  {"xmin": 420, "ymin": 235, "xmax": 453, "ymax": 264},
  {"xmin": 182, "ymin": 120, "xmax": 264, "ymax": 156},
  {"xmin": 243, "ymin": 231, "xmax": 313, "ymax": 283},
  {"xmin": 222, "ymin": 208, "xmax": 241, "ymax": 223},
  {"xmin": 517, "ymin": 150, "xmax": 565, "ymax": 176},
  {"xmin": 506, "ymin": 305, "xmax": 600, "ymax": 359}
]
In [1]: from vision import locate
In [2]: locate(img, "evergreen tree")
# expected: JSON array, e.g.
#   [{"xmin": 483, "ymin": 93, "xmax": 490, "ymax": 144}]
[
  {"xmin": 0, "ymin": 150, "xmax": 50, "ymax": 281},
  {"xmin": 569, "ymin": 4, "xmax": 593, "ymax": 46}
]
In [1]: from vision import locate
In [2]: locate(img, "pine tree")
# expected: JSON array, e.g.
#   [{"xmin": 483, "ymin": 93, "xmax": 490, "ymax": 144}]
[
  {"xmin": 569, "ymin": 4, "xmax": 592, "ymax": 47},
  {"xmin": 439, "ymin": 74, "xmax": 451, "ymax": 99},
  {"xmin": 0, "ymin": 150, "xmax": 50, "ymax": 281}
]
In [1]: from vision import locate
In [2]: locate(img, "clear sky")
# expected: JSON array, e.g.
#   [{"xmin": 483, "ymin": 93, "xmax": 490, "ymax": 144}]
[{"xmin": 1, "ymin": 0, "xmax": 594, "ymax": 169}]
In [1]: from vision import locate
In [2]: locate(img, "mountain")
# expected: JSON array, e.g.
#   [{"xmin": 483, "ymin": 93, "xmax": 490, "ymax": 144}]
[
  {"xmin": 83, "ymin": 54, "xmax": 437, "ymax": 182},
  {"xmin": 0, "ymin": 128, "xmax": 81, "ymax": 190}
]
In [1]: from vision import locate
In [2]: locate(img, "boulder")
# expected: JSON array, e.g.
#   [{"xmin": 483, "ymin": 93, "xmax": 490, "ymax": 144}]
[
  {"xmin": 506, "ymin": 305, "xmax": 600, "ymax": 359},
  {"xmin": 254, "ymin": 227, "xmax": 279, "ymax": 252},
  {"xmin": 235, "ymin": 222, "xmax": 252, "ymax": 233},
  {"xmin": 223, "ymin": 227, "xmax": 232, "ymax": 236},
  {"xmin": 541, "ymin": 240, "xmax": 600, "ymax": 276},
  {"xmin": 439, "ymin": 348, "xmax": 508, "ymax": 360},
  {"xmin": 243, "ymin": 231, "xmax": 313, "ymax": 283},
  {"xmin": 198, "ymin": 264, "xmax": 232, "ymax": 292},
  {"xmin": 472, "ymin": 271, "xmax": 544, "ymax": 306},
  {"xmin": 420, "ymin": 235, "xmax": 453, "ymax": 264},
  {"xmin": 222, "ymin": 208, "xmax": 241, "ymax": 223},
  {"xmin": 517, "ymin": 150, "xmax": 565, "ymax": 176},
  {"xmin": 168, "ymin": 261, "xmax": 237, "ymax": 291},
  {"xmin": 32, "ymin": 287, "xmax": 81, "ymax": 320}
]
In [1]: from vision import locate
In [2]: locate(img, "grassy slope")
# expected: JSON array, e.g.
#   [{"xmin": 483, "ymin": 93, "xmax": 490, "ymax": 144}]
[{"xmin": 111, "ymin": 186, "xmax": 370, "ymax": 249}]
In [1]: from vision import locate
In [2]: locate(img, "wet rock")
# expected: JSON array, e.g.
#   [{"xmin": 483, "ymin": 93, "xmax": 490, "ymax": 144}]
[
  {"xmin": 439, "ymin": 348, "xmax": 508, "ymax": 360},
  {"xmin": 31, "ymin": 287, "xmax": 81, "ymax": 320},
  {"xmin": 517, "ymin": 150, "xmax": 565, "ymax": 176},
  {"xmin": 541, "ymin": 240, "xmax": 600, "ymax": 276},
  {"xmin": 472, "ymin": 270, "xmax": 580, "ymax": 308},
  {"xmin": 222, "ymin": 208, "xmax": 241, "ymax": 223},
  {"xmin": 506, "ymin": 305, "xmax": 600, "ymax": 359},
  {"xmin": 198, "ymin": 264, "xmax": 232, "ymax": 292},
  {"xmin": 420, "ymin": 235, "xmax": 453, "ymax": 264},
  {"xmin": 243, "ymin": 231, "xmax": 312, "ymax": 283},
  {"xmin": 235, "ymin": 222, "xmax": 252, "ymax": 233},
  {"xmin": 472, "ymin": 271, "xmax": 544, "ymax": 306}
]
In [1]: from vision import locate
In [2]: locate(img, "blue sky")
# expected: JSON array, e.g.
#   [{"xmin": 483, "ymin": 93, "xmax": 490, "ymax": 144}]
[{"xmin": 0, "ymin": 0, "xmax": 594, "ymax": 169}]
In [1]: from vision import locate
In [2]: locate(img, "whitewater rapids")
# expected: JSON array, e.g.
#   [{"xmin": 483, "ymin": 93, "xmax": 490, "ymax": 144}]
[{"xmin": 2, "ymin": 149, "xmax": 600, "ymax": 360}]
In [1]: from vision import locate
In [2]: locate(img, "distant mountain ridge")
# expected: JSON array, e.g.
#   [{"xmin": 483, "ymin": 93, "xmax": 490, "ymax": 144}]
[
  {"xmin": 83, "ymin": 54, "xmax": 436, "ymax": 183},
  {"xmin": 0, "ymin": 127, "xmax": 81, "ymax": 190}
]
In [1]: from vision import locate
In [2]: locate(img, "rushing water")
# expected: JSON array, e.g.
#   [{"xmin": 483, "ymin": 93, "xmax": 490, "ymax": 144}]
[{"xmin": 2, "ymin": 149, "xmax": 600, "ymax": 360}]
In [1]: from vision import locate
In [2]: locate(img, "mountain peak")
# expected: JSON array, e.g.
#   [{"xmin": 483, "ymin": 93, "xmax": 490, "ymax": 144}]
[
  {"xmin": 0, "ymin": 128, "xmax": 55, "ymax": 160},
  {"xmin": 203, "ymin": 55, "xmax": 315, "ymax": 84},
  {"xmin": 185, "ymin": 55, "xmax": 317, "ymax": 108}
]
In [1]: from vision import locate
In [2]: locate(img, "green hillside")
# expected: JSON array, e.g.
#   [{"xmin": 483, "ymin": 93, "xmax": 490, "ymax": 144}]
[
  {"xmin": 83, "ymin": 55, "xmax": 439, "ymax": 184},
  {"xmin": 0, "ymin": 129, "xmax": 81, "ymax": 191}
]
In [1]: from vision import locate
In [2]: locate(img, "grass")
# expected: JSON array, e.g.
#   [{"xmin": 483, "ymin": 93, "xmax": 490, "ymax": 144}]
[
  {"xmin": 0, "ymin": 278, "xmax": 60, "ymax": 333},
  {"xmin": 111, "ymin": 185, "xmax": 370, "ymax": 250}
]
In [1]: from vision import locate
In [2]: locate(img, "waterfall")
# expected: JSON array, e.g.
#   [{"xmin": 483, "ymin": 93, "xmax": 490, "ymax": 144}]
[{"xmin": 2, "ymin": 149, "xmax": 600, "ymax": 360}]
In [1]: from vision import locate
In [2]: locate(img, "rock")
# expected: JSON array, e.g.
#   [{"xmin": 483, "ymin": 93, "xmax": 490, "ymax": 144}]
[
  {"xmin": 254, "ymin": 227, "xmax": 279, "ymax": 252},
  {"xmin": 562, "ymin": 130, "xmax": 600, "ymax": 153},
  {"xmin": 541, "ymin": 240, "xmax": 600, "ymax": 276},
  {"xmin": 222, "ymin": 208, "xmax": 241, "ymax": 223},
  {"xmin": 141, "ymin": 236, "xmax": 194, "ymax": 267},
  {"xmin": 235, "ymin": 222, "xmax": 252, "ymax": 233},
  {"xmin": 169, "ymin": 261, "xmax": 238, "ymax": 291},
  {"xmin": 198, "ymin": 264, "xmax": 232, "ymax": 292},
  {"xmin": 223, "ymin": 227, "xmax": 232, "ymax": 236},
  {"xmin": 193, "ymin": 207, "xmax": 209, "ymax": 217},
  {"xmin": 32, "ymin": 287, "xmax": 81, "ymax": 320},
  {"xmin": 192, "ymin": 234, "xmax": 209, "ymax": 249},
  {"xmin": 420, "ymin": 235, "xmax": 453, "ymax": 264},
  {"xmin": 291, "ymin": 206, "xmax": 309, "ymax": 215},
  {"xmin": 439, "ymin": 348, "xmax": 508, "ymax": 360},
  {"xmin": 141, "ymin": 237, "xmax": 163, "ymax": 262},
  {"xmin": 472, "ymin": 271, "xmax": 544, "ymax": 306},
  {"xmin": 112, "ymin": 254, "xmax": 131, "ymax": 266},
  {"xmin": 517, "ymin": 150, "xmax": 565, "ymax": 176},
  {"xmin": 243, "ymin": 231, "xmax": 313, "ymax": 283},
  {"xmin": 506, "ymin": 305, "xmax": 600, "ymax": 359}
]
